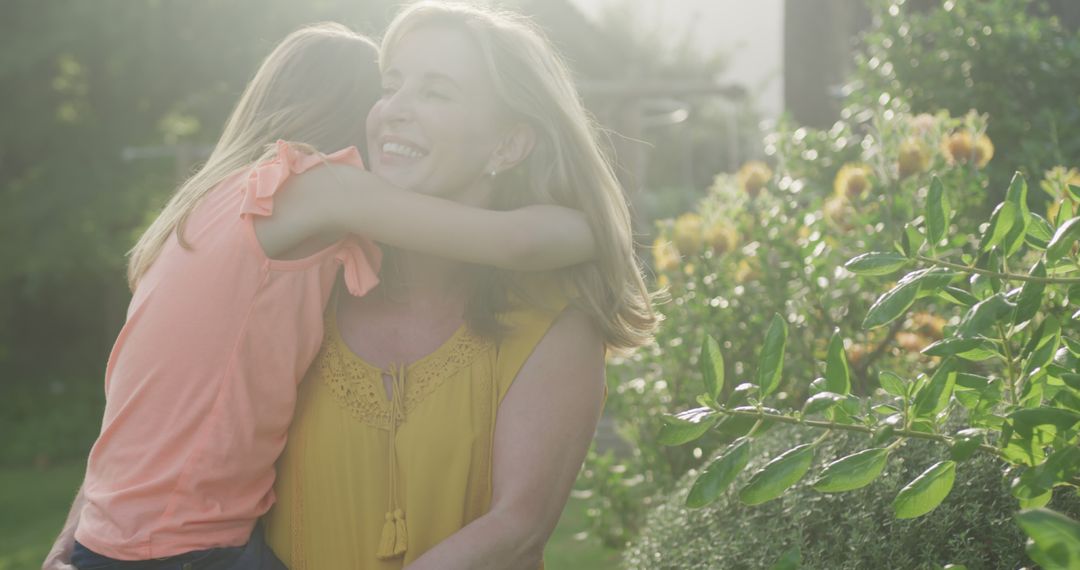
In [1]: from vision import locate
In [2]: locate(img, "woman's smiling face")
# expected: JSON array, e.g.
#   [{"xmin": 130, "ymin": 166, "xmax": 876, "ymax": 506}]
[{"xmin": 367, "ymin": 25, "xmax": 509, "ymax": 202}]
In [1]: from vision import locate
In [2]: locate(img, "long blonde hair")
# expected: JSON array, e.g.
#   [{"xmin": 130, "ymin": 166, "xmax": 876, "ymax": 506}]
[
  {"xmin": 126, "ymin": 23, "xmax": 380, "ymax": 289},
  {"xmin": 382, "ymin": 2, "xmax": 658, "ymax": 351}
]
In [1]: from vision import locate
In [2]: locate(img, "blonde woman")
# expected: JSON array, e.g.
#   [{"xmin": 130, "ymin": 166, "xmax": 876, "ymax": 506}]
[
  {"xmin": 42, "ymin": 21, "xmax": 599, "ymax": 570},
  {"xmin": 263, "ymin": 3, "xmax": 656, "ymax": 569}
]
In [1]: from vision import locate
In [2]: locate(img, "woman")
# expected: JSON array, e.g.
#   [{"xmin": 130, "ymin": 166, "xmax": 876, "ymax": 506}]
[{"xmin": 263, "ymin": 2, "xmax": 656, "ymax": 568}]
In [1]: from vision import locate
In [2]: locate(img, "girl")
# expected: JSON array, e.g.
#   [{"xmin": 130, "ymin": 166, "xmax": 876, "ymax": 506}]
[{"xmin": 43, "ymin": 22, "xmax": 594, "ymax": 570}]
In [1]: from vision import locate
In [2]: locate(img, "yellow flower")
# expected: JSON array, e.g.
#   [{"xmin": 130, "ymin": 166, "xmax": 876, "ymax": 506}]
[
  {"xmin": 652, "ymin": 237, "xmax": 680, "ymax": 272},
  {"xmin": 734, "ymin": 258, "xmax": 761, "ymax": 284},
  {"xmin": 834, "ymin": 163, "xmax": 873, "ymax": 199},
  {"xmin": 704, "ymin": 222, "xmax": 738, "ymax": 255},
  {"xmin": 897, "ymin": 138, "xmax": 930, "ymax": 179},
  {"xmin": 942, "ymin": 131, "xmax": 994, "ymax": 168},
  {"xmin": 672, "ymin": 213, "xmax": 704, "ymax": 256},
  {"xmin": 737, "ymin": 161, "xmax": 773, "ymax": 197}
]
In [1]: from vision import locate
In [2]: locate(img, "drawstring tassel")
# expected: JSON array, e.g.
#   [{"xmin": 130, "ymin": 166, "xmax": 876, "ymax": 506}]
[
  {"xmin": 376, "ymin": 511, "xmax": 400, "ymax": 559},
  {"xmin": 393, "ymin": 508, "xmax": 408, "ymax": 555}
]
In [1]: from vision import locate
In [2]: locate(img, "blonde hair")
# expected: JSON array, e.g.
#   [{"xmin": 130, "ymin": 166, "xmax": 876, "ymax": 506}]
[
  {"xmin": 381, "ymin": 2, "xmax": 657, "ymax": 351},
  {"xmin": 126, "ymin": 23, "xmax": 379, "ymax": 289}
]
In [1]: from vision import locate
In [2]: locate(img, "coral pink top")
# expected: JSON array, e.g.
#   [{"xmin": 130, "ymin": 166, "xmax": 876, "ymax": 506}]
[{"xmin": 75, "ymin": 142, "xmax": 382, "ymax": 560}]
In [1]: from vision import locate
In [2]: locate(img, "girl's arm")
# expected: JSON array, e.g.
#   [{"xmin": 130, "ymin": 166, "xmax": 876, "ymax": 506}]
[
  {"xmin": 254, "ymin": 163, "xmax": 596, "ymax": 271},
  {"xmin": 402, "ymin": 308, "xmax": 606, "ymax": 570}
]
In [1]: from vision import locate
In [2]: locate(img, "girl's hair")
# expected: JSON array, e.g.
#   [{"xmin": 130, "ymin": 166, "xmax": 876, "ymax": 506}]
[
  {"xmin": 381, "ymin": 2, "xmax": 658, "ymax": 351},
  {"xmin": 126, "ymin": 23, "xmax": 380, "ymax": 290}
]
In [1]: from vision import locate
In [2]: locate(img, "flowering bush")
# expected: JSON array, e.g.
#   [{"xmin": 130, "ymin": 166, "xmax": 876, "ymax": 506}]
[
  {"xmin": 581, "ymin": 104, "xmax": 1010, "ymax": 547},
  {"xmin": 659, "ymin": 169, "xmax": 1080, "ymax": 567}
]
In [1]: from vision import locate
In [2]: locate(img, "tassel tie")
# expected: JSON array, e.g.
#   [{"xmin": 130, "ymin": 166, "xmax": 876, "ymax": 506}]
[{"xmin": 376, "ymin": 364, "xmax": 409, "ymax": 560}]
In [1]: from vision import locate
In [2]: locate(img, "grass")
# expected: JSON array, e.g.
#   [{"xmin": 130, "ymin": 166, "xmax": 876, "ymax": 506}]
[
  {"xmin": 0, "ymin": 463, "xmax": 84, "ymax": 570},
  {"xmin": 0, "ymin": 464, "xmax": 619, "ymax": 570}
]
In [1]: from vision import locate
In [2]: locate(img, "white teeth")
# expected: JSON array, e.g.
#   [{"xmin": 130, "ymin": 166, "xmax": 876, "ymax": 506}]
[{"xmin": 382, "ymin": 142, "xmax": 425, "ymax": 159}]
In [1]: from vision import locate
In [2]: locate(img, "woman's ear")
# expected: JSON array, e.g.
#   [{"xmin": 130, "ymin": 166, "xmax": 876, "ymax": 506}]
[{"xmin": 487, "ymin": 123, "xmax": 536, "ymax": 174}]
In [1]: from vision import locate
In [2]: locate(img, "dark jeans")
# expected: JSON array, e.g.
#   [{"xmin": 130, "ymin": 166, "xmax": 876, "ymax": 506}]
[{"xmin": 71, "ymin": 523, "xmax": 286, "ymax": 570}]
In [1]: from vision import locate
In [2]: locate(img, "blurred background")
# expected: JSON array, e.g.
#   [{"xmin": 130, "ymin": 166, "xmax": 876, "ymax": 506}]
[{"xmin": 3, "ymin": 1, "xmax": 1080, "ymax": 568}]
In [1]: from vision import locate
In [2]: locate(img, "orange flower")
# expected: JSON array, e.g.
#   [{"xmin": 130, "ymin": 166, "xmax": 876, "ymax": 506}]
[
  {"xmin": 704, "ymin": 222, "xmax": 738, "ymax": 255},
  {"xmin": 909, "ymin": 312, "xmax": 947, "ymax": 340},
  {"xmin": 942, "ymin": 131, "xmax": 993, "ymax": 168},
  {"xmin": 896, "ymin": 331, "xmax": 932, "ymax": 353},
  {"xmin": 834, "ymin": 163, "xmax": 873, "ymax": 198},
  {"xmin": 737, "ymin": 161, "xmax": 773, "ymax": 197}
]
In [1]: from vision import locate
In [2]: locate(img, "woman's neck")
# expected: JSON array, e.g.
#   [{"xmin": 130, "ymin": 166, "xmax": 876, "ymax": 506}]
[{"xmin": 375, "ymin": 249, "xmax": 470, "ymax": 316}]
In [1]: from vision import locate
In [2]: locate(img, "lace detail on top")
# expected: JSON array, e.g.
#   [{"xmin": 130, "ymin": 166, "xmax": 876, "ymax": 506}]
[{"xmin": 319, "ymin": 314, "xmax": 494, "ymax": 430}]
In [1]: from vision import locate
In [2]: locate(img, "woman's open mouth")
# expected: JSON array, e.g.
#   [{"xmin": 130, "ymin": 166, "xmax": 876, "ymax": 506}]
[{"xmin": 379, "ymin": 138, "xmax": 429, "ymax": 164}]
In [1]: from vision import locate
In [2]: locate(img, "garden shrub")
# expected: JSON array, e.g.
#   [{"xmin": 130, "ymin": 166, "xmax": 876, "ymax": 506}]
[{"xmin": 622, "ymin": 425, "xmax": 1080, "ymax": 570}]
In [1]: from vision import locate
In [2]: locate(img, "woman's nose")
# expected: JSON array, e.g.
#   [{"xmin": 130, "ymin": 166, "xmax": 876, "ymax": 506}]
[{"xmin": 380, "ymin": 87, "xmax": 415, "ymax": 124}]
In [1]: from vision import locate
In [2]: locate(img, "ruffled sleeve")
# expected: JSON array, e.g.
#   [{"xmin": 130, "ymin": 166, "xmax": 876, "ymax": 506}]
[
  {"xmin": 240, "ymin": 139, "xmax": 365, "ymax": 218},
  {"xmin": 334, "ymin": 237, "xmax": 383, "ymax": 298}
]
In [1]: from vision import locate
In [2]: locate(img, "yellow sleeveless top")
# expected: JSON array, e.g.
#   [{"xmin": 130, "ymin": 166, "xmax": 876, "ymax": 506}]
[{"xmin": 263, "ymin": 285, "xmax": 567, "ymax": 569}]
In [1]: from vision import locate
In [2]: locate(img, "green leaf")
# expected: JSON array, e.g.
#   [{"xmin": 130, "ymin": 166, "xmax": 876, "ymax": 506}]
[
  {"xmin": 802, "ymin": 391, "xmax": 846, "ymax": 416},
  {"xmin": 937, "ymin": 286, "xmax": 979, "ymax": 307},
  {"xmin": 739, "ymin": 444, "xmax": 815, "ymax": 506},
  {"xmin": 824, "ymin": 331, "xmax": 851, "ymax": 395},
  {"xmin": 950, "ymin": 428, "xmax": 984, "ymax": 462},
  {"xmin": 955, "ymin": 293, "xmax": 1016, "ymax": 338},
  {"xmin": 1068, "ymin": 184, "xmax": 1080, "ymax": 202},
  {"xmin": 901, "ymin": 222, "xmax": 926, "ymax": 258},
  {"xmin": 1015, "ymin": 447, "xmax": 1080, "ymax": 500},
  {"xmin": 844, "ymin": 252, "xmax": 910, "ymax": 276},
  {"xmin": 813, "ymin": 448, "xmax": 889, "ymax": 493},
  {"xmin": 757, "ymin": 314, "xmax": 788, "ymax": 397},
  {"xmin": 913, "ymin": 358, "xmax": 958, "ymax": 418},
  {"xmin": 927, "ymin": 176, "xmax": 950, "ymax": 246},
  {"xmin": 1012, "ymin": 261, "xmax": 1047, "ymax": 325},
  {"xmin": 981, "ymin": 201, "xmax": 1017, "ymax": 253},
  {"xmin": 1009, "ymin": 407, "xmax": 1080, "ymax": 440},
  {"xmin": 686, "ymin": 438, "xmax": 751, "ymax": 508},
  {"xmin": 913, "ymin": 268, "xmax": 960, "ymax": 298},
  {"xmin": 769, "ymin": 546, "xmax": 802, "ymax": 570},
  {"xmin": 879, "ymin": 371, "xmax": 907, "ymax": 397},
  {"xmin": 921, "ymin": 337, "xmax": 998, "ymax": 361},
  {"xmin": 700, "ymin": 335, "xmax": 725, "ymax": 402},
  {"xmin": 863, "ymin": 273, "xmax": 922, "ymax": 329},
  {"xmin": 1026, "ymin": 212, "xmax": 1055, "ymax": 250},
  {"xmin": 1015, "ymin": 508, "xmax": 1080, "ymax": 569},
  {"xmin": 1002, "ymin": 173, "xmax": 1030, "ymax": 257},
  {"xmin": 658, "ymin": 408, "xmax": 718, "ymax": 446},
  {"xmin": 1046, "ymin": 217, "xmax": 1080, "ymax": 263},
  {"xmin": 727, "ymin": 382, "xmax": 758, "ymax": 407},
  {"xmin": 1022, "ymin": 316, "xmax": 1062, "ymax": 379},
  {"xmin": 893, "ymin": 460, "xmax": 957, "ymax": 519}
]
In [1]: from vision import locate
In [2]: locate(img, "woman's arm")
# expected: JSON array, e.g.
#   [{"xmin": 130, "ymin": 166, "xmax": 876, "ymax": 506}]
[
  {"xmin": 403, "ymin": 308, "xmax": 606, "ymax": 570},
  {"xmin": 253, "ymin": 163, "xmax": 596, "ymax": 271}
]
